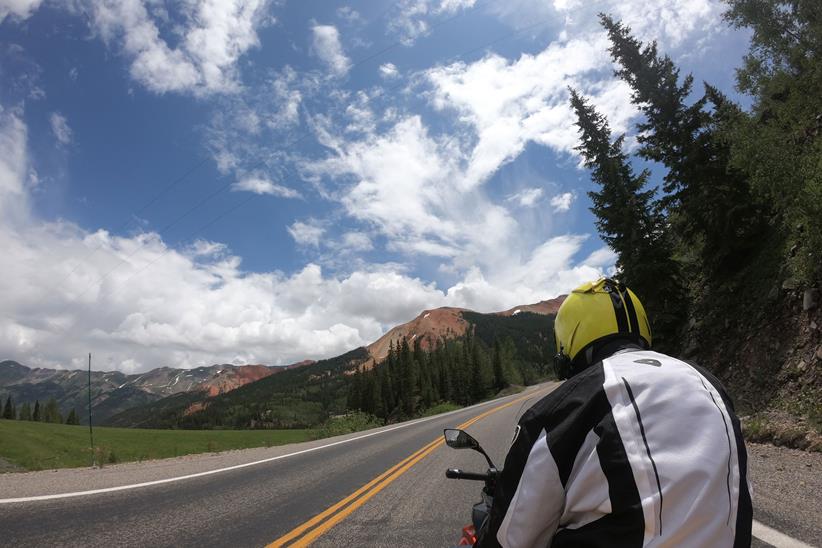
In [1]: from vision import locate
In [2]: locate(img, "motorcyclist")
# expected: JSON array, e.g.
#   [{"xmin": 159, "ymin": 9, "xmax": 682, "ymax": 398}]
[{"xmin": 475, "ymin": 277, "xmax": 752, "ymax": 547}]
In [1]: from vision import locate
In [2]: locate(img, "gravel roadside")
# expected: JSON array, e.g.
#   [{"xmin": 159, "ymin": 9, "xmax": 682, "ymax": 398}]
[{"xmin": 748, "ymin": 442, "xmax": 822, "ymax": 546}]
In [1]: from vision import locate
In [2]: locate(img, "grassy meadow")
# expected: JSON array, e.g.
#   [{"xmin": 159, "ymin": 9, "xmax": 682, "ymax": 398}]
[{"xmin": 0, "ymin": 419, "xmax": 314, "ymax": 471}]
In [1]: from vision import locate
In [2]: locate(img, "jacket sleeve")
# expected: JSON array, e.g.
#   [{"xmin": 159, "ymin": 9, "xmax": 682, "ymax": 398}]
[
  {"xmin": 475, "ymin": 406, "xmax": 564, "ymax": 548},
  {"xmin": 476, "ymin": 369, "xmax": 611, "ymax": 548}
]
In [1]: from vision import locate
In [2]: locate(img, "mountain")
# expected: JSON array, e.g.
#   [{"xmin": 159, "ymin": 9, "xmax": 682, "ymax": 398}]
[
  {"xmin": 495, "ymin": 296, "xmax": 565, "ymax": 317},
  {"xmin": 105, "ymin": 348, "xmax": 370, "ymax": 428},
  {"xmin": 107, "ymin": 297, "xmax": 565, "ymax": 428},
  {"xmin": 365, "ymin": 296, "xmax": 566, "ymax": 365},
  {"xmin": 0, "ymin": 361, "xmax": 282, "ymax": 424},
  {"xmin": 366, "ymin": 307, "xmax": 470, "ymax": 363}
]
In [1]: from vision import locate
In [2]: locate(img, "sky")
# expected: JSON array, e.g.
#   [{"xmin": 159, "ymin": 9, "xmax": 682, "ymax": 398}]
[{"xmin": 0, "ymin": 0, "xmax": 752, "ymax": 373}]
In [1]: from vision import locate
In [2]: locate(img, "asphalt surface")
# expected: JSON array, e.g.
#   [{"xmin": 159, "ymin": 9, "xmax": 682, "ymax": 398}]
[{"xmin": 1, "ymin": 382, "xmax": 819, "ymax": 547}]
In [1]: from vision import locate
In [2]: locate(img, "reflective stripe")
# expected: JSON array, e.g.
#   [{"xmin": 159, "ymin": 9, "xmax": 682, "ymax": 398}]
[{"xmin": 622, "ymin": 289, "xmax": 641, "ymax": 335}]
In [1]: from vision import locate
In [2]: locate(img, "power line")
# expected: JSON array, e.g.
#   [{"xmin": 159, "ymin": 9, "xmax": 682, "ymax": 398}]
[{"xmin": 54, "ymin": 157, "xmax": 209, "ymax": 291}]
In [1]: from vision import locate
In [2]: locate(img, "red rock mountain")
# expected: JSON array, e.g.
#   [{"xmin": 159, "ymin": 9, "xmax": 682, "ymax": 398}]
[
  {"xmin": 197, "ymin": 365, "xmax": 273, "ymax": 397},
  {"xmin": 495, "ymin": 296, "xmax": 566, "ymax": 317},
  {"xmin": 363, "ymin": 296, "xmax": 566, "ymax": 368}
]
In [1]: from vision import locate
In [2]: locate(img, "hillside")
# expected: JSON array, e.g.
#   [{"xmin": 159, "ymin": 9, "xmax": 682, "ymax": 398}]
[
  {"xmin": 0, "ymin": 361, "xmax": 277, "ymax": 424},
  {"xmin": 109, "ymin": 299, "xmax": 563, "ymax": 429},
  {"xmin": 106, "ymin": 348, "xmax": 371, "ymax": 428}
]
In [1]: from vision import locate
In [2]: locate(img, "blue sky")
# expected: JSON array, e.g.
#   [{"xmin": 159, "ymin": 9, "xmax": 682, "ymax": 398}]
[{"xmin": 0, "ymin": 0, "xmax": 751, "ymax": 372}]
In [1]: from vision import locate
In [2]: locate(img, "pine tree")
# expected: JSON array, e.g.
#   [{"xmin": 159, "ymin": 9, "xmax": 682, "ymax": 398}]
[
  {"xmin": 569, "ymin": 88, "xmax": 686, "ymax": 349},
  {"xmin": 33, "ymin": 400, "xmax": 41, "ymax": 421},
  {"xmin": 722, "ymin": 0, "xmax": 822, "ymax": 281},
  {"xmin": 399, "ymin": 338, "xmax": 416, "ymax": 415},
  {"xmin": 600, "ymin": 14, "xmax": 764, "ymax": 278},
  {"xmin": 347, "ymin": 367, "xmax": 363, "ymax": 411},
  {"xmin": 2, "ymin": 396, "xmax": 14, "ymax": 419},
  {"xmin": 44, "ymin": 398, "xmax": 62, "ymax": 424},
  {"xmin": 19, "ymin": 401, "xmax": 32, "ymax": 421},
  {"xmin": 66, "ymin": 408, "xmax": 79, "ymax": 425},
  {"xmin": 492, "ymin": 339, "xmax": 507, "ymax": 392}
]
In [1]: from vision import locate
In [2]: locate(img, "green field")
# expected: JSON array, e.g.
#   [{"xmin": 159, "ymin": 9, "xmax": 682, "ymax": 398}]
[{"xmin": 0, "ymin": 419, "xmax": 315, "ymax": 471}]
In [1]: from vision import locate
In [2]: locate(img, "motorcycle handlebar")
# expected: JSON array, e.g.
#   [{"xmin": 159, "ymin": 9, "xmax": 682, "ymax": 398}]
[{"xmin": 445, "ymin": 468, "xmax": 491, "ymax": 481}]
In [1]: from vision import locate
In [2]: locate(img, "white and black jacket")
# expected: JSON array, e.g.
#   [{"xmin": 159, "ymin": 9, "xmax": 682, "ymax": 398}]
[{"xmin": 476, "ymin": 346, "xmax": 752, "ymax": 548}]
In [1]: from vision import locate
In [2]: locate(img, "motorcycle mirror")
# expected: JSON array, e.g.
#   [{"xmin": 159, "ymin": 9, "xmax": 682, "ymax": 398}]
[{"xmin": 443, "ymin": 429, "xmax": 480, "ymax": 450}]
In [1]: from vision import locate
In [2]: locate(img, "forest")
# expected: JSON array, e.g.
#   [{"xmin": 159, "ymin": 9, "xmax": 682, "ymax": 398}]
[{"xmin": 568, "ymin": 1, "xmax": 821, "ymax": 431}]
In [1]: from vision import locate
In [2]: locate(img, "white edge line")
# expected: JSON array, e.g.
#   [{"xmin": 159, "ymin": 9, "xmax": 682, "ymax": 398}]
[
  {"xmin": 751, "ymin": 519, "xmax": 814, "ymax": 548},
  {"xmin": 0, "ymin": 386, "xmax": 546, "ymax": 504}
]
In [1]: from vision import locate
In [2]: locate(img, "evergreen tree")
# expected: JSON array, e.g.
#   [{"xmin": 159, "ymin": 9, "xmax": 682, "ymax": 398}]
[
  {"xmin": 492, "ymin": 339, "xmax": 507, "ymax": 392},
  {"xmin": 399, "ymin": 338, "xmax": 416, "ymax": 415},
  {"xmin": 2, "ymin": 396, "xmax": 14, "ymax": 419},
  {"xmin": 600, "ymin": 14, "xmax": 764, "ymax": 278},
  {"xmin": 379, "ymin": 364, "xmax": 395, "ymax": 417},
  {"xmin": 569, "ymin": 88, "xmax": 687, "ymax": 348},
  {"xmin": 43, "ymin": 398, "xmax": 62, "ymax": 424},
  {"xmin": 347, "ymin": 367, "xmax": 363, "ymax": 411},
  {"xmin": 722, "ymin": 0, "xmax": 822, "ymax": 281},
  {"xmin": 33, "ymin": 400, "xmax": 41, "ymax": 421},
  {"xmin": 19, "ymin": 401, "xmax": 32, "ymax": 421},
  {"xmin": 66, "ymin": 408, "xmax": 80, "ymax": 425}
]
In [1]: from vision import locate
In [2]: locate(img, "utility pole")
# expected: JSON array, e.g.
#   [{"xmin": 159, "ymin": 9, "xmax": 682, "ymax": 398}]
[{"xmin": 88, "ymin": 353, "xmax": 95, "ymax": 467}]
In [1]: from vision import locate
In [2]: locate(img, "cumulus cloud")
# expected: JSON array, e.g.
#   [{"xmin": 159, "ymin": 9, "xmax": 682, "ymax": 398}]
[
  {"xmin": 423, "ymin": 0, "xmax": 725, "ymax": 189},
  {"xmin": 305, "ymin": 112, "xmax": 614, "ymax": 301},
  {"xmin": 487, "ymin": 0, "xmax": 721, "ymax": 49},
  {"xmin": 507, "ymin": 187, "xmax": 544, "ymax": 207},
  {"xmin": 0, "ymin": 0, "xmax": 43, "ymax": 22},
  {"xmin": 0, "ymin": 108, "xmax": 29, "ymax": 222},
  {"xmin": 340, "ymin": 231, "xmax": 373, "ymax": 252},
  {"xmin": 288, "ymin": 220, "xmax": 325, "ymax": 247},
  {"xmin": 426, "ymin": 36, "xmax": 636, "ymax": 187},
  {"xmin": 49, "ymin": 112, "xmax": 72, "ymax": 145},
  {"xmin": 311, "ymin": 24, "xmax": 350, "ymax": 77},
  {"xmin": 388, "ymin": 0, "xmax": 477, "ymax": 45},
  {"xmin": 550, "ymin": 192, "xmax": 574, "ymax": 212},
  {"xmin": 232, "ymin": 176, "xmax": 301, "ymax": 198},
  {"xmin": 336, "ymin": 6, "xmax": 361, "ymax": 24},
  {"xmin": 90, "ymin": 0, "xmax": 269, "ymax": 96},
  {"xmin": 1, "ymin": 106, "xmax": 618, "ymax": 372},
  {"xmin": 379, "ymin": 62, "xmax": 399, "ymax": 79}
]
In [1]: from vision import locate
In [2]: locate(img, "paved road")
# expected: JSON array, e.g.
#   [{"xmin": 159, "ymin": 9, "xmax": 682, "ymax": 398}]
[{"xmin": 1, "ymin": 382, "xmax": 818, "ymax": 547}]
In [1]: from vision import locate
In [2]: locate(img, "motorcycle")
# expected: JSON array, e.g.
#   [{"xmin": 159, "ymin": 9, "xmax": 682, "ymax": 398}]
[{"xmin": 443, "ymin": 428, "xmax": 499, "ymax": 546}]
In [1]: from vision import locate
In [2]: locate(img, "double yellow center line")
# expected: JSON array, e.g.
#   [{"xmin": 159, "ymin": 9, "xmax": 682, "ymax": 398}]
[{"xmin": 268, "ymin": 393, "xmax": 535, "ymax": 547}]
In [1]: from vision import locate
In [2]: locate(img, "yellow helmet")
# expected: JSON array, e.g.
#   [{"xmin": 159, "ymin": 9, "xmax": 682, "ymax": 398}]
[{"xmin": 554, "ymin": 277, "xmax": 652, "ymax": 378}]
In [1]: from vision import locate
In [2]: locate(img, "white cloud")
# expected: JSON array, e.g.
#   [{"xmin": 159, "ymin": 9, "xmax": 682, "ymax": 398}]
[
  {"xmin": 205, "ymin": 66, "xmax": 303, "ymax": 177},
  {"xmin": 49, "ymin": 112, "xmax": 72, "ymax": 145},
  {"xmin": 507, "ymin": 187, "xmax": 544, "ymax": 207},
  {"xmin": 288, "ymin": 220, "xmax": 325, "ymax": 247},
  {"xmin": 426, "ymin": 35, "xmax": 636, "ymax": 188},
  {"xmin": 423, "ymin": 0, "xmax": 725, "ymax": 189},
  {"xmin": 379, "ymin": 62, "xmax": 399, "ymax": 79},
  {"xmin": 187, "ymin": 239, "xmax": 227, "ymax": 258},
  {"xmin": 340, "ymin": 231, "xmax": 373, "ymax": 252},
  {"xmin": 0, "ymin": 0, "xmax": 43, "ymax": 22},
  {"xmin": 232, "ymin": 176, "xmax": 301, "ymax": 198},
  {"xmin": 1, "ymin": 107, "xmax": 616, "ymax": 372},
  {"xmin": 0, "ymin": 108, "xmax": 29, "ymax": 223},
  {"xmin": 550, "ymin": 191, "xmax": 574, "ymax": 212},
  {"xmin": 90, "ymin": 0, "xmax": 270, "ymax": 96},
  {"xmin": 487, "ymin": 0, "xmax": 722, "ymax": 49},
  {"xmin": 336, "ymin": 6, "xmax": 361, "ymax": 24},
  {"xmin": 437, "ymin": 0, "xmax": 476, "ymax": 13},
  {"xmin": 388, "ymin": 0, "xmax": 477, "ymax": 45},
  {"xmin": 267, "ymin": 66, "xmax": 302, "ymax": 128},
  {"xmin": 311, "ymin": 24, "xmax": 351, "ymax": 77},
  {"xmin": 583, "ymin": 246, "xmax": 617, "ymax": 268}
]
